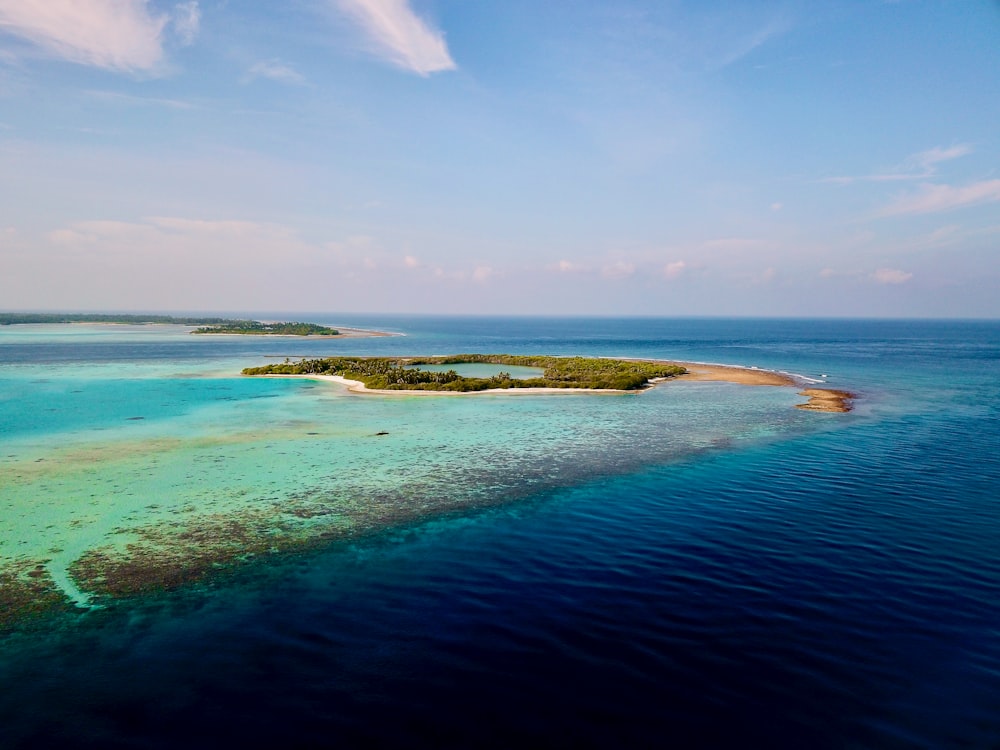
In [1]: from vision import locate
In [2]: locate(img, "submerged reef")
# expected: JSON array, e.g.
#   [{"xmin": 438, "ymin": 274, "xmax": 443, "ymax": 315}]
[{"xmin": 0, "ymin": 558, "xmax": 76, "ymax": 631}]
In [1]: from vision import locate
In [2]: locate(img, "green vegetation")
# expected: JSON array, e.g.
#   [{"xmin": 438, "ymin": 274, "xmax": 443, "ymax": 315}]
[
  {"xmin": 0, "ymin": 313, "xmax": 338, "ymax": 336},
  {"xmin": 193, "ymin": 321, "xmax": 339, "ymax": 336},
  {"xmin": 243, "ymin": 354, "xmax": 686, "ymax": 391}
]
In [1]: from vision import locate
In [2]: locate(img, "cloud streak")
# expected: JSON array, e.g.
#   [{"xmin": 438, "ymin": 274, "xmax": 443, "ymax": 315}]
[
  {"xmin": 0, "ymin": 0, "xmax": 170, "ymax": 72},
  {"xmin": 244, "ymin": 58, "xmax": 305, "ymax": 85},
  {"xmin": 879, "ymin": 179, "xmax": 1000, "ymax": 217},
  {"xmin": 825, "ymin": 144, "xmax": 972, "ymax": 185},
  {"xmin": 171, "ymin": 1, "xmax": 200, "ymax": 46},
  {"xmin": 872, "ymin": 268, "xmax": 913, "ymax": 285},
  {"xmin": 333, "ymin": 0, "xmax": 455, "ymax": 76}
]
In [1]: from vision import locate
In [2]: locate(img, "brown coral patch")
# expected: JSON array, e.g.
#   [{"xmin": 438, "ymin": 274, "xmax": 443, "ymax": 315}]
[
  {"xmin": 795, "ymin": 388, "xmax": 855, "ymax": 413},
  {"xmin": 0, "ymin": 560, "xmax": 75, "ymax": 631}
]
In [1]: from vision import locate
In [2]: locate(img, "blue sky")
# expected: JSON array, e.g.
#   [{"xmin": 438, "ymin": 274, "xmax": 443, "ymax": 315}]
[{"xmin": 1, "ymin": 0, "xmax": 998, "ymax": 316}]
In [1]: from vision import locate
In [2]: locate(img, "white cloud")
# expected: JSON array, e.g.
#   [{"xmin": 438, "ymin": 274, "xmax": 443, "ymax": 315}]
[
  {"xmin": 601, "ymin": 261, "xmax": 635, "ymax": 279},
  {"xmin": 663, "ymin": 260, "xmax": 686, "ymax": 280},
  {"xmin": 0, "ymin": 0, "xmax": 168, "ymax": 72},
  {"xmin": 770, "ymin": 202, "xmax": 782, "ymax": 211},
  {"xmin": 333, "ymin": 0, "xmax": 455, "ymax": 76},
  {"xmin": 146, "ymin": 216, "xmax": 270, "ymax": 235},
  {"xmin": 172, "ymin": 1, "xmax": 199, "ymax": 46},
  {"xmin": 245, "ymin": 58, "xmax": 305, "ymax": 86},
  {"xmin": 472, "ymin": 265, "xmax": 494, "ymax": 282},
  {"xmin": 552, "ymin": 259, "xmax": 587, "ymax": 273},
  {"xmin": 86, "ymin": 89, "xmax": 194, "ymax": 109},
  {"xmin": 403, "ymin": 254, "xmax": 420, "ymax": 268},
  {"xmin": 879, "ymin": 180, "xmax": 1000, "ymax": 217},
  {"xmin": 825, "ymin": 143, "xmax": 973, "ymax": 185},
  {"xmin": 907, "ymin": 144, "xmax": 972, "ymax": 171},
  {"xmin": 872, "ymin": 268, "xmax": 913, "ymax": 285}
]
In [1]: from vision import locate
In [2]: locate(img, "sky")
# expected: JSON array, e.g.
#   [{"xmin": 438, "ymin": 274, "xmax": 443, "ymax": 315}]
[{"xmin": 1, "ymin": 0, "xmax": 998, "ymax": 317}]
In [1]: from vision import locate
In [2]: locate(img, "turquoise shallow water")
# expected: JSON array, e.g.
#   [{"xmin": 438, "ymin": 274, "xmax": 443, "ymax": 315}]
[{"xmin": 1, "ymin": 317, "xmax": 998, "ymax": 747}]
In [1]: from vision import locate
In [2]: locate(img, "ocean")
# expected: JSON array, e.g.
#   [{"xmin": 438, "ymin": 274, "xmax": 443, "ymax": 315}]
[{"xmin": 1, "ymin": 316, "xmax": 998, "ymax": 748}]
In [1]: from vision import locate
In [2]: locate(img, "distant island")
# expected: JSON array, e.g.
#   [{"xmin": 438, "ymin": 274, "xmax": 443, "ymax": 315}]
[
  {"xmin": 0, "ymin": 313, "xmax": 338, "ymax": 336},
  {"xmin": 0, "ymin": 313, "xmax": 237, "ymax": 326},
  {"xmin": 192, "ymin": 321, "xmax": 339, "ymax": 336},
  {"xmin": 244, "ymin": 354, "xmax": 687, "ymax": 391}
]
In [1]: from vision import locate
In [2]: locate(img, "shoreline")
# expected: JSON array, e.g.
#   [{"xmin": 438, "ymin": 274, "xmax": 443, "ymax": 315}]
[
  {"xmin": 255, "ymin": 360, "xmax": 855, "ymax": 411},
  {"xmin": 262, "ymin": 374, "xmax": 634, "ymax": 396},
  {"xmin": 192, "ymin": 326, "xmax": 398, "ymax": 339}
]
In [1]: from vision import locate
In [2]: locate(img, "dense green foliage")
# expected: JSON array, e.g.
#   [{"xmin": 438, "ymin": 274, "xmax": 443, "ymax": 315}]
[
  {"xmin": 243, "ymin": 355, "xmax": 686, "ymax": 391},
  {"xmin": 0, "ymin": 313, "xmax": 338, "ymax": 336},
  {"xmin": 193, "ymin": 321, "xmax": 339, "ymax": 336}
]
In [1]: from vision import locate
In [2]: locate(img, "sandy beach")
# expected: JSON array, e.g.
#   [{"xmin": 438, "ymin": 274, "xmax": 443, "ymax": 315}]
[
  {"xmin": 258, "ymin": 363, "xmax": 854, "ymax": 412},
  {"xmin": 671, "ymin": 362, "xmax": 796, "ymax": 386},
  {"xmin": 263, "ymin": 374, "xmax": 632, "ymax": 396}
]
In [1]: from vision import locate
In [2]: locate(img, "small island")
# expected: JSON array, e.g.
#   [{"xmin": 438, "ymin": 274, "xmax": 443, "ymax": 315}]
[
  {"xmin": 0, "ymin": 313, "xmax": 341, "ymax": 337},
  {"xmin": 245, "ymin": 354, "xmax": 856, "ymax": 410},
  {"xmin": 193, "ymin": 321, "xmax": 339, "ymax": 336},
  {"xmin": 244, "ymin": 354, "xmax": 687, "ymax": 392},
  {"xmin": 0, "ymin": 313, "xmax": 239, "ymax": 326}
]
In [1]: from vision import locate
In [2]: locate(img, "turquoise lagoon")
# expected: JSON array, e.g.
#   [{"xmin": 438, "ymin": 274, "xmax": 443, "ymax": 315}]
[{"xmin": 1, "ymin": 322, "xmax": 808, "ymax": 608}]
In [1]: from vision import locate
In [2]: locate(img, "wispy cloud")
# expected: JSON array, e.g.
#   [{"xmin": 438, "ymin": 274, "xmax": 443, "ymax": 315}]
[
  {"xmin": 472, "ymin": 265, "xmax": 494, "ymax": 282},
  {"xmin": 662, "ymin": 260, "xmax": 686, "ymax": 280},
  {"xmin": 709, "ymin": 16, "xmax": 789, "ymax": 70},
  {"xmin": 879, "ymin": 179, "xmax": 1000, "ymax": 217},
  {"xmin": 601, "ymin": 261, "xmax": 635, "ymax": 279},
  {"xmin": 550, "ymin": 259, "xmax": 588, "ymax": 273},
  {"xmin": 244, "ymin": 58, "xmax": 305, "ymax": 85},
  {"xmin": 86, "ymin": 89, "xmax": 195, "ymax": 109},
  {"xmin": 332, "ymin": 0, "xmax": 455, "ymax": 76},
  {"xmin": 872, "ymin": 268, "xmax": 913, "ymax": 285},
  {"xmin": 172, "ymin": 1, "xmax": 200, "ymax": 46},
  {"xmin": 0, "ymin": 0, "xmax": 169, "ymax": 72},
  {"xmin": 825, "ymin": 143, "xmax": 972, "ymax": 185}
]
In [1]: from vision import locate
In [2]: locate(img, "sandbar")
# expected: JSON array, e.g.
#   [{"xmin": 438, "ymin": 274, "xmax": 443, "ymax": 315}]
[{"xmin": 794, "ymin": 388, "xmax": 855, "ymax": 413}]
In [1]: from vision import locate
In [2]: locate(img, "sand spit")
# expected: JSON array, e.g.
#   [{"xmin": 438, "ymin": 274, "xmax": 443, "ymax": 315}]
[
  {"xmin": 672, "ymin": 362, "xmax": 796, "ymax": 387},
  {"xmin": 795, "ymin": 388, "xmax": 855, "ymax": 413},
  {"xmin": 633, "ymin": 359, "xmax": 853, "ymax": 412}
]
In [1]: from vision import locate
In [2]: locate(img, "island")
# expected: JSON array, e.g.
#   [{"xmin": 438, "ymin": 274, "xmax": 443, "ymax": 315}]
[
  {"xmin": 0, "ymin": 313, "xmax": 240, "ymax": 326},
  {"xmin": 0, "ymin": 313, "xmax": 359, "ymax": 337},
  {"xmin": 244, "ymin": 354, "xmax": 856, "ymax": 411},
  {"xmin": 244, "ymin": 354, "xmax": 687, "ymax": 391},
  {"xmin": 192, "ymin": 321, "xmax": 339, "ymax": 336}
]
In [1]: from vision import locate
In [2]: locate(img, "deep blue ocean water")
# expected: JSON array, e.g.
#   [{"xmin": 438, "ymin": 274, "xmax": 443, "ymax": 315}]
[{"xmin": 1, "ymin": 317, "xmax": 999, "ymax": 748}]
